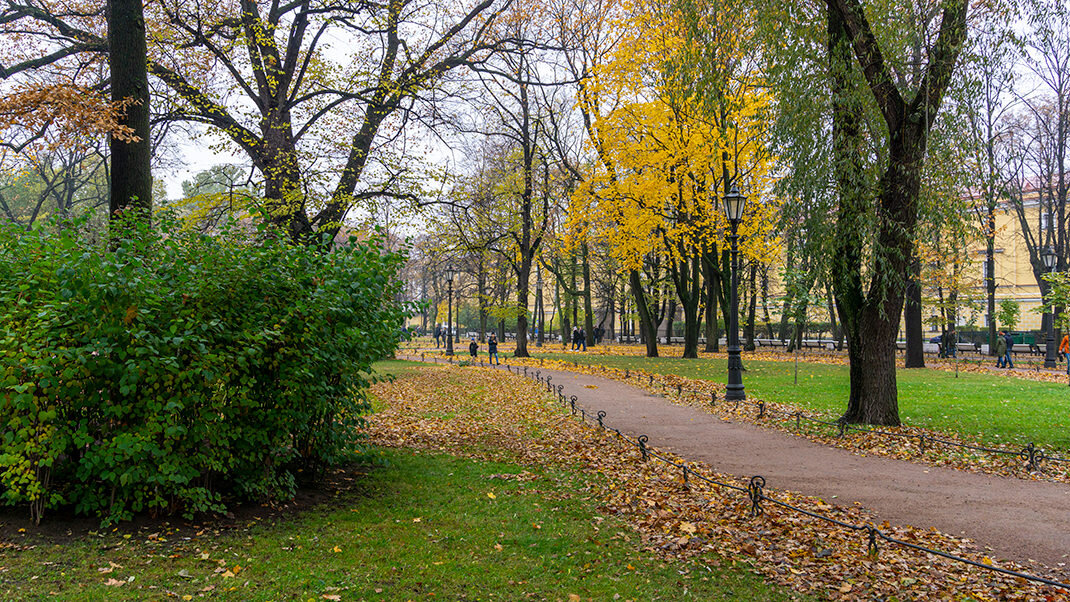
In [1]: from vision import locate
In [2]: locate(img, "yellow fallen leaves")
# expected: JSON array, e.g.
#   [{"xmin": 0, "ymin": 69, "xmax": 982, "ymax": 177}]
[
  {"xmin": 369, "ymin": 366, "xmax": 1070, "ymax": 601},
  {"xmin": 487, "ymin": 492, "xmax": 496, "ymax": 499}
]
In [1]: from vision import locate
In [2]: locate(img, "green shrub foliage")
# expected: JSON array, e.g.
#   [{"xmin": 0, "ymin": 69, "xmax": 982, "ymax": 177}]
[{"xmin": 0, "ymin": 217, "xmax": 408, "ymax": 524}]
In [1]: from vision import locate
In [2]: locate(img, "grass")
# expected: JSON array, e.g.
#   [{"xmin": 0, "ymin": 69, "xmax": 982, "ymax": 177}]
[
  {"xmin": 1, "ymin": 449, "xmax": 801, "ymax": 601},
  {"xmin": 529, "ymin": 350, "xmax": 1070, "ymax": 451}
]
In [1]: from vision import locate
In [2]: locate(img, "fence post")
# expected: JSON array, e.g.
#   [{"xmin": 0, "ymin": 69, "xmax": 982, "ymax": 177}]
[
  {"xmin": 748, "ymin": 476, "xmax": 766, "ymax": 517},
  {"xmin": 710, "ymin": 391, "xmax": 716, "ymax": 406},
  {"xmin": 638, "ymin": 435, "xmax": 649, "ymax": 461},
  {"xmin": 571, "ymin": 395, "xmax": 578, "ymax": 415},
  {"xmin": 546, "ymin": 375, "xmax": 552, "ymax": 392},
  {"xmin": 866, "ymin": 525, "xmax": 879, "ymax": 558},
  {"xmin": 758, "ymin": 400, "xmax": 765, "ymax": 420},
  {"xmin": 597, "ymin": 410, "xmax": 606, "ymax": 428},
  {"xmin": 1023, "ymin": 443, "xmax": 1046, "ymax": 472},
  {"xmin": 676, "ymin": 384, "xmax": 682, "ymax": 398}
]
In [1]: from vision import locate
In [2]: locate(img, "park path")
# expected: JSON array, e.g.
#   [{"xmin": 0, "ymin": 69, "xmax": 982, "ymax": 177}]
[{"xmin": 407, "ymin": 356, "xmax": 1070, "ymax": 574}]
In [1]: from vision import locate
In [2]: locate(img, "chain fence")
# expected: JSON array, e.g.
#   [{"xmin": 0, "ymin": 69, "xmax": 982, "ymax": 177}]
[{"xmin": 403, "ymin": 351, "xmax": 1070, "ymax": 591}]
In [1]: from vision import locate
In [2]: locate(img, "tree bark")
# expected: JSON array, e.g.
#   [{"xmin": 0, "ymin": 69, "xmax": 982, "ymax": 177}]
[
  {"xmin": 629, "ymin": 269, "xmax": 659, "ymax": 357},
  {"xmin": 828, "ymin": 0, "xmax": 967, "ymax": 425},
  {"xmin": 703, "ymin": 253, "xmax": 722, "ymax": 352},
  {"xmin": 744, "ymin": 262, "xmax": 758, "ymax": 351},
  {"xmin": 108, "ymin": 0, "xmax": 152, "ymax": 222},
  {"xmin": 904, "ymin": 259, "xmax": 925, "ymax": 367}
]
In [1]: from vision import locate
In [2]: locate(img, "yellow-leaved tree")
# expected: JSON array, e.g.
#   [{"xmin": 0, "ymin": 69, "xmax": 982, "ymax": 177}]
[{"xmin": 569, "ymin": 0, "xmax": 779, "ymax": 358}]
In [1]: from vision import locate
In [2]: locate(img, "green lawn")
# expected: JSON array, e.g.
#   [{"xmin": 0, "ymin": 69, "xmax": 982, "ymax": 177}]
[
  {"xmin": 1, "ymin": 449, "xmax": 800, "ymax": 601},
  {"xmin": 529, "ymin": 351, "xmax": 1070, "ymax": 451}
]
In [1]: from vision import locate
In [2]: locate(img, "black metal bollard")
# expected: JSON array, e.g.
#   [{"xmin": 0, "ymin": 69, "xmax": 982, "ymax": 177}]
[
  {"xmin": 570, "ymin": 395, "xmax": 577, "ymax": 415},
  {"xmin": 638, "ymin": 435, "xmax": 649, "ymax": 461},
  {"xmin": 676, "ymin": 384, "xmax": 682, "ymax": 398},
  {"xmin": 758, "ymin": 401, "xmax": 765, "ymax": 420},
  {"xmin": 546, "ymin": 375, "xmax": 553, "ymax": 392},
  {"xmin": 597, "ymin": 410, "xmax": 606, "ymax": 428},
  {"xmin": 710, "ymin": 391, "xmax": 716, "ymax": 406}
]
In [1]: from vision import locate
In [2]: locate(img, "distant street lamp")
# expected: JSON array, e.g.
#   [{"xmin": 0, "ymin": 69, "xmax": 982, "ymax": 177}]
[
  {"xmin": 1043, "ymin": 246, "xmax": 1057, "ymax": 369},
  {"xmin": 722, "ymin": 185, "xmax": 747, "ymax": 402},
  {"xmin": 445, "ymin": 268, "xmax": 456, "ymax": 356},
  {"xmin": 536, "ymin": 270, "xmax": 543, "ymax": 348}
]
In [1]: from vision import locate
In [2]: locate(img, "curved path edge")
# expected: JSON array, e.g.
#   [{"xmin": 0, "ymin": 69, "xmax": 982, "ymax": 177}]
[{"xmin": 404, "ymin": 356, "xmax": 1070, "ymax": 574}]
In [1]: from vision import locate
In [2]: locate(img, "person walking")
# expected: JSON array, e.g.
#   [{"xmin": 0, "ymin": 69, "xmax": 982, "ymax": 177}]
[
  {"xmin": 578, "ymin": 327, "xmax": 587, "ymax": 351},
  {"xmin": 1060, "ymin": 332, "xmax": 1069, "ymax": 374},
  {"xmin": 995, "ymin": 332, "xmax": 1007, "ymax": 368},
  {"xmin": 468, "ymin": 337, "xmax": 479, "ymax": 358},
  {"xmin": 1003, "ymin": 331, "xmax": 1015, "ymax": 369},
  {"xmin": 571, "ymin": 327, "xmax": 580, "ymax": 350},
  {"xmin": 434, "ymin": 324, "xmax": 442, "ymax": 348},
  {"xmin": 487, "ymin": 333, "xmax": 500, "ymax": 365}
]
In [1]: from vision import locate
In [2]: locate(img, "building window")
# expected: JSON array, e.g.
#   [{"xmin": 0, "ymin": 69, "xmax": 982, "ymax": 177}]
[{"xmin": 1041, "ymin": 212, "xmax": 1053, "ymax": 232}]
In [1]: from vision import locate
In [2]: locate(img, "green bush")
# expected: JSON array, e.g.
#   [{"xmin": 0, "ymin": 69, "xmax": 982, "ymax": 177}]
[{"xmin": 0, "ymin": 216, "xmax": 408, "ymax": 525}]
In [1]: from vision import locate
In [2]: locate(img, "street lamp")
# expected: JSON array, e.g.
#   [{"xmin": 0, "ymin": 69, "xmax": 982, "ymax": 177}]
[
  {"xmin": 722, "ymin": 184, "xmax": 747, "ymax": 402},
  {"xmin": 536, "ymin": 270, "xmax": 543, "ymax": 347},
  {"xmin": 445, "ymin": 267, "xmax": 456, "ymax": 356},
  {"xmin": 1042, "ymin": 246, "xmax": 1057, "ymax": 369}
]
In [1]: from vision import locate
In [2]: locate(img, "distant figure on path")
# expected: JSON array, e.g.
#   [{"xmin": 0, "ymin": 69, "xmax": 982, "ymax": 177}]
[
  {"xmin": 995, "ymin": 333, "xmax": 1007, "ymax": 368},
  {"xmin": 488, "ymin": 333, "xmax": 500, "ymax": 365},
  {"xmin": 578, "ymin": 328, "xmax": 587, "ymax": 351},
  {"xmin": 1003, "ymin": 331, "xmax": 1015, "ymax": 369},
  {"xmin": 434, "ymin": 324, "xmax": 442, "ymax": 348},
  {"xmin": 571, "ymin": 327, "xmax": 580, "ymax": 350},
  {"xmin": 1060, "ymin": 333, "xmax": 1069, "ymax": 374},
  {"xmin": 468, "ymin": 337, "xmax": 479, "ymax": 358}
]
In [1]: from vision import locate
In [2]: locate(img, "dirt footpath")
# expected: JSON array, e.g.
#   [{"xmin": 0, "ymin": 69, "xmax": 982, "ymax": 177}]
[{"xmin": 497, "ymin": 365, "xmax": 1070, "ymax": 573}]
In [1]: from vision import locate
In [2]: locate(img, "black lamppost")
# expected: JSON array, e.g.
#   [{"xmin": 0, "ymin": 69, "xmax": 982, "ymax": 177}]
[
  {"xmin": 536, "ymin": 269, "xmax": 543, "ymax": 347},
  {"xmin": 722, "ymin": 185, "xmax": 747, "ymax": 401},
  {"xmin": 445, "ymin": 267, "xmax": 456, "ymax": 356},
  {"xmin": 1043, "ymin": 246, "xmax": 1057, "ymax": 369}
]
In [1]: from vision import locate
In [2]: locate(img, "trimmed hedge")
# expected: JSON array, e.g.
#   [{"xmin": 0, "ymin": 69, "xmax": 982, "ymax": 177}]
[{"xmin": 0, "ymin": 217, "xmax": 408, "ymax": 525}]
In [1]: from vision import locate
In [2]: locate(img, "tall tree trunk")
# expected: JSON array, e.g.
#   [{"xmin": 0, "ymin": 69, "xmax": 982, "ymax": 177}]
[
  {"xmin": 986, "ymin": 203, "xmax": 997, "ymax": 354},
  {"xmin": 904, "ymin": 259, "xmax": 925, "ymax": 367},
  {"xmin": 828, "ymin": 0, "xmax": 966, "ymax": 425},
  {"xmin": 703, "ymin": 254, "xmax": 722, "ymax": 352},
  {"xmin": 744, "ymin": 262, "xmax": 758, "ymax": 351},
  {"xmin": 478, "ymin": 262, "xmax": 488, "ymax": 342},
  {"xmin": 629, "ymin": 269, "xmax": 659, "ymax": 357},
  {"xmin": 108, "ymin": 0, "xmax": 152, "ymax": 222},
  {"xmin": 582, "ymin": 243, "xmax": 595, "ymax": 347},
  {"xmin": 762, "ymin": 267, "xmax": 775, "ymax": 339}
]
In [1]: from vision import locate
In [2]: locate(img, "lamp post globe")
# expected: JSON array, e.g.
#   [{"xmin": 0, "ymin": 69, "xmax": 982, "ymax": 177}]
[
  {"xmin": 722, "ymin": 185, "xmax": 747, "ymax": 402},
  {"xmin": 1043, "ymin": 247, "xmax": 1058, "ymax": 369},
  {"xmin": 445, "ymin": 268, "xmax": 456, "ymax": 356}
]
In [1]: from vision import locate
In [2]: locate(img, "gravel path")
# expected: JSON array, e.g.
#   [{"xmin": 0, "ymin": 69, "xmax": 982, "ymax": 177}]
[{"xmin": 445, "ymin": 359, "xmax": 1070, "ymax": 574}]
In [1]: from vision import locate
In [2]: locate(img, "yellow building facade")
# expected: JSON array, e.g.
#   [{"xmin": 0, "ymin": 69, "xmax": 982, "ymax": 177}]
[{"xmin": 971, "ymin": 192, "xmax": 1054, "ymax": 332}]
